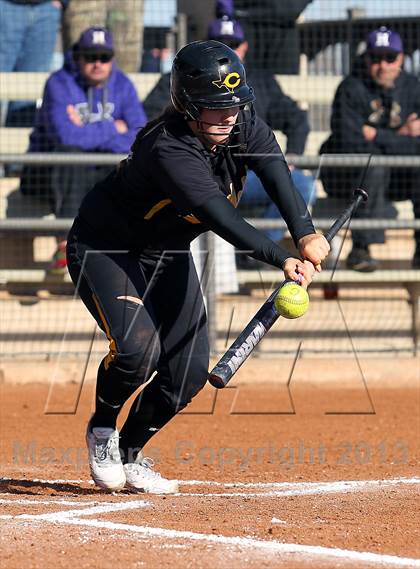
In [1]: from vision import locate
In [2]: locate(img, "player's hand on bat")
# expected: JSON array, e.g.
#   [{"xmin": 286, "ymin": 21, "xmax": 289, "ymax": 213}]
[
  {"xmin": 298, "ymin": 233, "xmax": 330, "ymax": 272},
  {"xmin": 283, "ymin": 257, "xmax": 315, "ymax": 288}
]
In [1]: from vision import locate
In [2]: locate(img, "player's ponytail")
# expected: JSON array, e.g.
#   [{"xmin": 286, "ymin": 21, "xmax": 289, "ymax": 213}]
[{"xmin": 130, "ymin": 105, "xmax": 179, "ymax": 154}]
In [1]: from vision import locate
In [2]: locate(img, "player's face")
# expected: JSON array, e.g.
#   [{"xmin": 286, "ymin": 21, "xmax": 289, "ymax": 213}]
[
  {"xmin": 79, "ymin": 52, "xmax": 114, "ymax": 86},
  {"xmin": 367, "ymin": 52, "xmax": 403, "ymax": 89},
  {"xmin": 195, "ymin": 107, "xmax": 240, "ymax": 145}
]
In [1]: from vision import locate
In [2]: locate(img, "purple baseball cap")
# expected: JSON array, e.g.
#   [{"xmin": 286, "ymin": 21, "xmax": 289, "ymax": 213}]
[
  {"xmin": 366, "ymin": 26, "xmax": 403, "ymax": 53},
  {"xmin": 208, "ymin": 16, "xmax": 245, "ymax": 43},
  {"xmin": 216, "ymin": 0, "xmax": 234, "ymax": 18},
  {"xmin": 77, "ymin": 27, "xmax": 114, "ymax": 54}
]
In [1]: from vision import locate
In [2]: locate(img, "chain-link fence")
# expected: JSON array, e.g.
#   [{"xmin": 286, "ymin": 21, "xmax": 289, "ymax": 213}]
[{"xmin": 1, "ymin": 0, "xmax": 419, "ymax": 360}]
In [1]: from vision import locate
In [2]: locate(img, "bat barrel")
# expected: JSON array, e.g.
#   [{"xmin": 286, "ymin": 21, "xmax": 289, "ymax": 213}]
[
  {"xmin": 207, "ymin": 188, "xmax": 369, "ymax": 389},
  {"xmin": 208, "ymin": 299, "xmax": 279, "ymax": 388}
]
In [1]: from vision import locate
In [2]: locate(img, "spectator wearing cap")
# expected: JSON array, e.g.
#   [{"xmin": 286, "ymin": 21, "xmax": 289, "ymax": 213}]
[
  {"xmin": 62, "ymin": 0, "xmax": 144, "ymax": 72},
  {"xmin": 320, "ymin": 26, "xmax": 420, "ymax": 271},
  {"xmin": 23, "ymin": 26, "xmax": 147, "ymax": 274},
  {"xmin": 215, "ymin": 0, "xmax": 234, "ymax": 18},
  {"xmin": 143, "ymin": 3, "xmax": 315, "ymax": 262}
]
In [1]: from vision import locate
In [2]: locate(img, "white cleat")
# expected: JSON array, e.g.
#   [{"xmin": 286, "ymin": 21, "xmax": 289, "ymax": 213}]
[
  {"xmin": 86, "ymin": 424, "xmax": 126, "ymax": 491},
  {"xmin": 124, "ymin": 457, "xmax": 179, "ymax": 494}
]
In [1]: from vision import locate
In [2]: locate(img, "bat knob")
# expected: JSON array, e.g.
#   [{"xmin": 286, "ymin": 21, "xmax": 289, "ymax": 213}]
[
  {"xmin": 208, "ymin": 373, "xmax": 226, "ymax": 389},
  {"xmin": 354, "ymin": 188, "xmax": 369, "ymax": 202}
]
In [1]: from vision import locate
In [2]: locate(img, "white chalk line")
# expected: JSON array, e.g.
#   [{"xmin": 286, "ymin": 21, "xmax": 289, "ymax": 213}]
[
  {"xmin": 178, "ymin": 477, "xmax": 420, "ymax": 498},
  {"xmin": 17, "ymin": 499, "xmax": 150, "ymax": 521},
  {"xmin": 0, "ymin": 498, "xmax": 149, "ymax": 511},
  {"xmin": 0, "ymin": 498, "xmax": 93, "ymax": 506},
  {"xmin": 1, "ymin": 476, "xmax": 419, "ymax": 499},
  {"xmin": 0, "ymin": 481, "xmax": 419, "ymax": 568},
  {"xmin": 185, "ymin": 477, "xmax": 420, "ymax": 489},
  {"xmin": 10, "ymin": 513, "xmax": 420, "ymax": 568},
  {"xmin": 2, "ymin": 475, "xmax": 419, "ymax": 488},
  {"xmin": 0, "ymin": 499, "xmax": 145, "ymax": 520}
]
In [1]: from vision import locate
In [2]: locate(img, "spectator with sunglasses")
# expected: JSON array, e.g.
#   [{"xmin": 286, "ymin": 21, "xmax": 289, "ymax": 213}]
[
  {"xmin": 320, "ymin": 27, "xmax": 420, "ymax": 271},
  {"xmin": 23, "ymin": 26, "xmax": 147, "ymax": 274}
]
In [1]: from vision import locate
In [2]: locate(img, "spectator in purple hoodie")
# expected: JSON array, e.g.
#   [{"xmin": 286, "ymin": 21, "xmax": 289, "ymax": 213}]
[{"xmin": 23, "ymin": 26, "xmax": 147, "ymax": 273}]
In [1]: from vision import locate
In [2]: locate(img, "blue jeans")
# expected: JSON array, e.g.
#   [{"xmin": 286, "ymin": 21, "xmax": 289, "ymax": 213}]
[
  {"xmin": 241, "ymin": 169, "xmax": 317, "ymax": 241},
  {"xmin": 0, "ymin": 0, "xmax": 61, "ymax": 71},
  {"xmin": 0, "ymin": 0, "xmax": 61, "ymax": 119}
]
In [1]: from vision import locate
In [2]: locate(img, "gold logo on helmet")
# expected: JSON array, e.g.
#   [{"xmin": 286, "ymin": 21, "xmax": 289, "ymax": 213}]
[{"xmin": 212, "ymin": 71, "xmax": 241, "ymax": 93}]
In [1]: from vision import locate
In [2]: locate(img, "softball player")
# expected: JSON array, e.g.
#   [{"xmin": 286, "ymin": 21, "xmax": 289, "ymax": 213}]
[{"xmin": 67, "ymin": 40, "xmax": 329, "ymax": 493}]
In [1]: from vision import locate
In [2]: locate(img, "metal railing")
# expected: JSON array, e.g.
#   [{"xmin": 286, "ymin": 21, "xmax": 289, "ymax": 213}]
[
  {"xmin": 1, "ymin": 152, "xmax": 419, "ymax": 357},
  {"xmin": 1, "ymin": 153, "xmax": 420, "ymax": 234},
  {"xmin": 1, "ymin": 153, "xmax": 420, "ymax": 168}
]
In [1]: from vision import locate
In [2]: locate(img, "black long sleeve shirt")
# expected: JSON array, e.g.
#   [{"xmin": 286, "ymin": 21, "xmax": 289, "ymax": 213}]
[{"xmin": 78, "ymin": 111, "xmax": 315, "ymax": 268}]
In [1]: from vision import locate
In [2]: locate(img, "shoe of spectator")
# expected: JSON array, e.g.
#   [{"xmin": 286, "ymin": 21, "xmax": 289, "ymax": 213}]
[
  {"xmin": 49, "ymin": 241, "xmax": 67, "ymax": 275},
  {"xmin": 346, "ymin": 247, "xmax": 379, "ymax": 272}
]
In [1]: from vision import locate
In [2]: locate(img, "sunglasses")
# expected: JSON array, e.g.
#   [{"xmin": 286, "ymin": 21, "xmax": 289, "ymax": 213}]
[
  {"xmin": 369, "ymin": 52, "xmax": 399, "ymax": 64},
  {"xmin": 82, "ymin": 53, "xmax": 113, "ymax": 63}
]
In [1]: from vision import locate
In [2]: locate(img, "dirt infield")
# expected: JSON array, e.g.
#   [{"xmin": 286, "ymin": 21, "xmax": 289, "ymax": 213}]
[{"xmin": 0, "ymin": 359, "xmax": 419, "ymax": 568}]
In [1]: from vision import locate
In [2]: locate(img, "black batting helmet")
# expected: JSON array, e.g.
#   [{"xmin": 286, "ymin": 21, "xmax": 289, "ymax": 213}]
[{"xmin": 170, "ymin": 40, "xmax": 255, "ymax": 120}]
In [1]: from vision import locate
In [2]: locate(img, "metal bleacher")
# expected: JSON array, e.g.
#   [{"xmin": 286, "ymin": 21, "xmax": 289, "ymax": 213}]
[
  {"xmin": 1, "ymin": 71, "xmax": 420, "ymax": 353},
  {"xmin": 0, "ymin": 72, "xmax": 340, "ymax": 155}
]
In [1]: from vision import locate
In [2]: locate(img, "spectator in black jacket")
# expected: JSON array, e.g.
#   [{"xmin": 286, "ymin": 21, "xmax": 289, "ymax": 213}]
[
  {"xmin": 143, "ymin": 9, "xmax": 315, "ymax": 250},
  {"xmin": 320, "ymin": 27, "xmax": 420, "ymax": 271}
]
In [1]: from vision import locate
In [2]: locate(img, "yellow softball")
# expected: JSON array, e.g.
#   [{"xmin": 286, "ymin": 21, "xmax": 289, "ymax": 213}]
[{"xmin": 274, "ymin": 281, "xmax": 309, "ymax": 319}]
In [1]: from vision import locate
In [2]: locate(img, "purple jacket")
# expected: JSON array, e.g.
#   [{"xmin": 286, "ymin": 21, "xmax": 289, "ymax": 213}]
[{"xmin": 29, "ymin": 57, "xmax": 147, "ymax": 154}]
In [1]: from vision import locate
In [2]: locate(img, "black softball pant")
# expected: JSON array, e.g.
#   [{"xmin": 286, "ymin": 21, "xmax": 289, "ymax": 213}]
[{"xmin": 67, "ymin": 217, "xmax": 209, "ymax": 459}]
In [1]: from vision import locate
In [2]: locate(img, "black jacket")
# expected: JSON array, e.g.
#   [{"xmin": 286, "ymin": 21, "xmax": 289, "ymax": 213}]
[
  {"xmin": 321, "ymin": 62, "xmax": 420, "ymax": 156},
  {"xmin": 143, "ymin": 70, "xmax": 309, "ymax": 155},
  {"xmin": 78, "ymin": 110, "xmax": 314, "ymax": 267}
]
